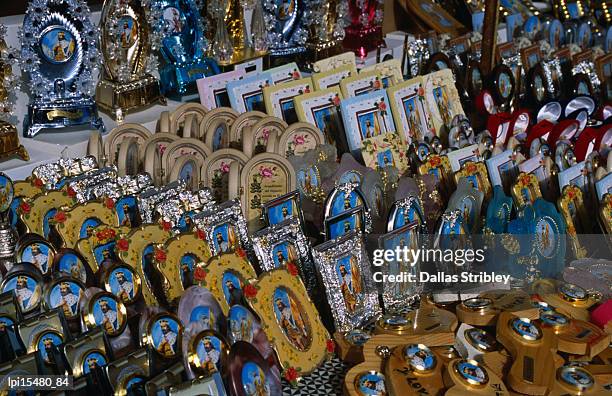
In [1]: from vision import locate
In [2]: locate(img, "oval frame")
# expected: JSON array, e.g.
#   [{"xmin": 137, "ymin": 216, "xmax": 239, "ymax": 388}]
[
  {"xmin": 247, "ymin": 268, "xmax": 330, "ymax": 376},
  {"xmin": 229, "ymin": 110, "xmax": 268, "ymax": 145},
  {"xmin": 104, "ymin": 124, "xmax": 152, "ymax": 166},
  {"xmin": 243, "ymin": 117, "xmax": 288, "ymax": 158},
  {"xmin": 277, "ymin": 122, "xmax": 325, "ymax": 158},
  {"xmin": 201, "ymin": 149, "xmax": 249, "ymax": 202},
  {"xmin": 201, "ymin": 107, "xmax": 239, "ymax": 147},
  {"xmin": 170, "ymin": 103, "xmax": 209, "ymax": 135}
]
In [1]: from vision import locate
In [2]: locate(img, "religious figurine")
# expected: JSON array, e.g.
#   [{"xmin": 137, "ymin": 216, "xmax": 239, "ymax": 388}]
[
  {"xmin": 0, "ymin": 25, "xmax": 28, "ymax": 160},
  {"xmin": 307, "ymin": 0, "xmax": 348, "ymax": 58},
  {"xmin": 20, "ymin": 0, "xmax": 104, "ymax": 137},
  {"xmin": 342, "ymin": 0, "xmax": 384, "ymax": 56},
  {"xmin": 152, "ymin": 0, "xmax": 219, "ymax": 97},
  {"xmin": 96, "ymin": 0, "xmax": 166, "ymax": 120},
  {"xmin": 262, "ymin": 0, "xmax": 313, "ymax": 57}
]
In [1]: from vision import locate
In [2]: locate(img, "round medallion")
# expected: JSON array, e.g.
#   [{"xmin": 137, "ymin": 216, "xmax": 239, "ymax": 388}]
[
  {"xmin": 86, "ymin": 292, "xmax": 127, "ymax": 336},
  {"xmin": 454, "ymin": 359, "xmax": 489, "ymax": 386},
  {"xmin": 558, "ymin": 283, "xmax": 587, "ymax": 302},
  {"xmin": 344, "ymin": 329, "xmax": 371, "ymax": 346},
  {"xmin": 498, "ymin": 72, "xmax": 512, "ymax": 99},
  {"xmin": 103, "ymin": 264, "xmax": 141, "ymax": 305},
  {"xmin": 510, "ymin": 317, "xmax": 542, "ymax": 341},
  {"xmin": 462, "ymin": 297, "xmax": 492, "ymax": 311},
  {"xmin": 228, "ymin": 305, "xmax": 255, "ymax": 344},
  {"xmin": 35, "ymin": 330, "xmax": 64, "ymax": 364},
  {"xmin": 355, "ymin": 371, "xmax": 386, "ymax": 395},
  {"xmin": 0, "ymin": 173, "xmax": 14, "ymax": 213},
  {"xmin": 535, "ymin": 216, "xmax": 558, "ymax": 258},
  {"xmin": 540, "ymin": 310, "xmax": 569, "ymax": 327},
  {"xmin": 46, "ymin": 279, "xmax": 84, "ymax": 320},
  {"xmin": 19, "ymin": 241, "xmax": 54, "ymax": 275},
  {"xmin": 464, "ymin": 328, "xmax": 497, "ymax": 352},
  {"xmin": 557, "ymin": 366, "xmax": 594, "ymax": 391},
  {"xmin": 2, "ymin": 273, "xmax": 42, "ymax": 314},
  {"xmin": 190, "ymin": 330, "xmax": 228, "ymax": 375},
  {"xmin": 241, "ymin": 361, "xmax": 269, "ymax": 395},
  {"xmin": 40, "ymin": 26, "xmax": 76, "ymax": 64},
  {"xmin": 490, "ymin": 64, "xmax": 515, "ymax": 106},
  {"xmin": 403, "ymin": 344, "xmax": 437, "ymax": 372},
  {"xmin": 81, "ymin": 349, "xmax": 107, "ymax": 375},
  {"xmin": 377, "ymin": 314, "xmax": 411, "ymax": 331},
  {"xmin": 147, "ymin": 313, "xmax": 183, "ymax": 358}
]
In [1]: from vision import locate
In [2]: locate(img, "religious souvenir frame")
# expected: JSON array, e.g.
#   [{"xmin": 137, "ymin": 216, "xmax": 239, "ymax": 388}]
[
  {"xmin": 340, "ymin": 90, "xmax": 396, "ymax": 158},
  {"xmin": 201, "ymin": 107, "xmax": 239, "ymax": 150},
  {"xmin": 242, "ymin": 116, "xmax": 288, "ymax": 158},
  {"xmin": 20, "ymin": 0, "xmax": 105, "ymax": 137},
  {"xmin": 153, "ymin": 0, "xmax": 218, "ymax": 97},
  {"xmin": 116, "ymin": 224, "xmax": 173, "ymax": 306},
  {"xmin": 16, "ymin": 234, "xmax": 56, "ymax": 277},
  {"xmin": 52, "ymin": 200, "xmax": 121, "ymax": 248},
  {"xmin": 454, "ymin": 160, "xmax": 492, "ymax": 200},
  {"xmin": 262, "ymin": 77, "xmax": 313, "ymax": 124},
  {"xmin": 361, "ymin": 132, "xmax": 409, "ymax": 174},
  {"xmin": 276, "ymin": 122, "xmax": 325, "ymax": 158},
  {"xmin": 227, "ymin": 72, "xmax": 273, "ymax": 114},
  {"xmin": 82, "ymin": 289, "xmax": 127, "ymax": 337},
  {"xmin": 198, "ymin": 251, "xmax": 257, "ymax": 316},
  {"xmin": 403, "ymin": 0, "xmax": 465, "ymax": 35},
  {"xmin": 192, "ymin": 199, "xmax": 252, "ymax": 257},
  {"xmin": 312, "ymin": 231, "xmax": 381, "ymax": 332},
  {"xmin": 2, "ymin": 263, "xmax": 44, "ymax": 316},
  {"xmin": 294, "ymin": 87, "xmax": 347, "ymax": 151},
  {"xmin": 227, "ymin": 341, "xmax": 282, "ymax": 396},
  {"xmin": 247, "ymin": 268, "xmax": 330, "ymax": 376},
  {"xmin": 387, "ymin": 76, "xmax": 433, "ymax": 145},
  {"xmin": 197, "ymin": 69, "xmax": 246, "ymax": 110},
  {"xmin": 76, "ymin": 225, "xmax": 130, "ymax": 273},
  {"xmin": 141, "ymin": 311, "xmax": 184, "ymax": 359},
  {"xmin": 136, "ymin": 180, "xmax": 186, "ymax": 224},
  {"xmin": 154, "ymin": 232, "xmax": 212, "ymax": 304},
  {"xmin": 486, "ymin": 149, "xmax": 518, "ymax": 195},
  {"xmin": 201, "ymin": 149, "xmax": 249, "ymax": 203},
  {"xmin": 251, "ymin": 218, "xmax": 315, "ymax": 292},
  {"xmin": 447, "ymin": 178, "xmax": 485, "ymax": 234},
  {"xmin": 360, "ymin": 59, "xmax": 403, "ymax": 88},
  {"xmin": 423, "ymin": 69, "xmax": 465, "ymax": 137},
  {"xmin": 339, "ymin": 71, "xmax": 383, "ymax": 98},
  {"xmin": 19, "ymin": 190, "xmax": 78, "ymax": 240},
  {"xmin": 511, "ymin": 172, "xmax": 542, "ymax": 208},
  {"xmin": 51, "ymin": 247, "xmax": 91, "ymax": 285},
  {"xmin": 239, "ymin": 153, "xmax": 297, "ymax": 230},
  {"xmin": 96, "ymin": 0, "xmax": 166, "ymax": 120},
  {"xmin": 311, "ymin": 64, "xmax": 356, "ymax": 91},
  {"xmin": 62, "ymin": 328, "xmax": 108, "ymax": 378},
  {"xmin": 312, "ymin": 52, "xmax": 356, "ymax": 73},
  {"xmin": 185, "ymin": 328, "xmax": 229, "ymax": 378},
  {"xmin": 229, "ymin": 111, "xmax": 268, "ymax": 147}
]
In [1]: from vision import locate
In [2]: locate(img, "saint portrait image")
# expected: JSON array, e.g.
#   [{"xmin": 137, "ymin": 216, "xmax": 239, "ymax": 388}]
[
  {"xmin": 43, "ymin": 208, "xmax": 57, "ymax": 239},
  {"xmin": 117, "ymin": 196, "xmax": 138, "ymax": 228},
  {"xmin": 328, "ymin": 213, "xmax": 361, "ymax": 239},
  {"xmin": 152, "ymin": 317, "xmax": 180, "ymax": 358},
  {"xmin": 357, "ymin": 372, "xmax": 387, "ymax": 396},
  {"xmin": 297, "ymin": 167, "xmax": 318, "ymax": 196},
  {"xmin": 0, "ymin": 174, "xmax": 13, "ymax": 213},
  {"xmin": 457, "ymin": 361, "xmax": 487, "ymax": 385},
  {"xmin": 41, "ymin": 28, "xmax": 76, "ymax": 63},
  {"xmin": 432, "ymin": 86, "xmax": 453, "ymax": 128},
  {"xmin": 267, "ymin": 200, "xmax": 295, "ymax": 225},
  {"xmin": 277, "ymin": 0, "xmax": 295, "ymax": 20},
  {"xmin": 190, "ymin": 306, "xmax": 214, "ymax": 330},
  {"xmin": 80, "ymin": 217, "xmax": 102, "ymax": 239},
  {"xmin": 82, "ymin": 351, "xmax": 107, "ymax": 375},
  {"xmin": 93, "ymin": 242, "xmax": 119, "ymax": 269},
  {"xmin": 212, "ymin": 222, "xmax": 236, "ymax": 254},
  {"xmin": 272, "ymin": 287, "xmax": 310, "ymax": 351},
  {"xmin": 92, "ymin": 296, "xmax": 123, "ymax": 335},
  {"xmin": 330, "ymin": 190, "xmax": 362, "ymax": 216},
  {"xmin": 402, "ymin": 95, "xmax": 426, "ymax": 142},
  {"xmin": 377, "ymin": 150, "xmax": 395, "ymax": 168},
  {"xmin": 109, "ymin": 268, "xmax": 136, "ymax": 303},
  {"xmin": 49, "ymin": 281, "xmax": 82, "ymax": 319},
  {"xmin": 535, "ymin": 217, "xmax": 556, "ymax": 258},
  {"xmin": 228, "ymin": 305, "xmax": 254, "ymax": 344},
  {"xmin": 180, "ymin": 254, "xmax": 198, "ymax": 289},
  {"xmin": 196, "ymin": 336, "xmax": 222, "ymax": 373},
  {"xmin": 179, "ymin": 160, "xmax": 196, "ymax": 191},
  {"xmin": 335, "ymin": 255, "xmax": 362, "ymax": 313},
  {"xmin": 511, "ymin": 318, "xmax": 541, "ymax": 340},
  {"xmin": 58, "ymin": 252, "xmax": 87, "ymax": 283},
  {"xmin": 22, "ymin": 242, "xmax": 51, "ymax": 274},
  {"xmin": 222, "ymin": 271, "xmax": 244, "ymax": 306},
  {"xmin": 271, "ymin": 241, "xmax": 297, "ymax": 268},
  {"xmin": 404, "ymin": 345, "xmax": 436, "ymax": 371},
  {"xmin": 3, "ymin": 275, "xmax": 41, "ymax": 312},
  {"xmin": 37, "ymin": 331, "xmax": 64, "ymax": 364},
  {"xmin": 118, "ymin": 16, "xmax": 138, "ymax": 48},
  {"xmin": 241, "ymin": 362, "xmax": 270, "ymax": 396}
]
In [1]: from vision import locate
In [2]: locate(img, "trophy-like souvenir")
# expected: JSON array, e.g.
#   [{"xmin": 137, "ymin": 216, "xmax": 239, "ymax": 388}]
[
  {"xmin": 96, "ymin": 0, "xmax": 166, "ymax": 120},
  {"xmin": 152, "ymin": 0, "xmax": 219, "ymax": 97},
  {"xmin": 262, "ymin": 0, "xmax": 313, "ymax": 57},
  {"xmin": 20, "ymin": 0, "xmax": 104, "ymax": 137},
  {"xmin": 342, "ymin": 0, "xmax": 384, "ymax": 55},
  {"xmin": 0, "ymin": 173, "xmax": 17, "ymax": 270},
  {"xmin": 307, "ymin": 0, "xmax": 348, "ymax": 57},
  {"xmin": 0, "ymin": 25, "xmax": 28, "ymax": 160}
]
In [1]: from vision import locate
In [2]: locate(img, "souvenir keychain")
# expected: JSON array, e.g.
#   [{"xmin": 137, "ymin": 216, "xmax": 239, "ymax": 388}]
[{"xmin": 496, "ymin": 312, "xmax": 559, "ymax": 395}]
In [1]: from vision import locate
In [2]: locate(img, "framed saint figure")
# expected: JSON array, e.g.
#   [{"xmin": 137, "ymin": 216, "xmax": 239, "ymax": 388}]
[
  {"xmin": 227, "ymin": 72, "xmax": 273, "ymax": 114},
  {"xmin": 312, "ymin": 64, "xmax": 356, "ymax": 90},
  {"xmin": 423, "ymin": 69, "xmax": 464, "ymax": 136},
  {"xmin": 197, "ymin": 69, "xmax": 246, "ymax": 109},
  {"xmin": 387, "ymin": 76, "xmax": 434, "ymax": 144},
  {"xmin": 339, "ymin": 71, "xmax": 384, "ymax": 98},
  {"xmin": 266, "ymin": 62, "xmax": 302, "ymax": 84},
  {"xmin": 340, "ymin": 90, "xmax": 396, "ymax": 158},
  {"xmin": 294, "ymin": 87, "xmax": 348, "ymax": 153},
  {"xmin": 263, "ymin": 77, "xmax": 313, "ymax": 124},
  {"xmin": 312, "ymin": 231, "xmax": 381, "ymax": 332}
]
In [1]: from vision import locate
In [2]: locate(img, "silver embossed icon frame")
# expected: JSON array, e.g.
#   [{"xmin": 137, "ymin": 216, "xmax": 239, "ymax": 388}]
[
  {"xmin": 191, "ymin": 199, "xmax": 252, "ymax": 257},
  {"xmin": 136, "ymin": 180, "xmax": 187, "ymax": 224},
  {"xmin": 312, "ymin": 230, "xmax": 381, "ymax": 332},
  {"xmin": 251, "ymin": 218, "xmax": 315, "ymax": 292}
]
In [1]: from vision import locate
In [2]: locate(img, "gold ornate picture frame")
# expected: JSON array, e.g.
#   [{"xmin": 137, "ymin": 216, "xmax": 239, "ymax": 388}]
[
  {"xmin": 558, "ymin": 185, "xmax": 589, "ymax": 258},
  {"xmin": 19, "ymin": 190, "xmax": 78, "ymax": 238},
  {"xmin": 76, "ymin": 225, "xmax": 130, "ymax": 274},
  {"xmin": 198, "ymin": 251, "xmax": 257, "ymax": 316},
  {"xmin": 247, "ymin": 268, "xmax": 330, "ymax": 377},
  {"xmin": 155, "ymin": 232, "xmax": 212, "ymax": 305},
  {"xmin": 117, "ymin": 225, "xmax": 173, "ymax": 306},
  {"xmin": 454, "ymin": 161, "xmax": 492, "ymax": 200},
  {"xmin": 312, "ymin": 64, "xmax": 356, "ymax": 90},
  {"xmin": 511, "ymin": 172, "xmax": 542, "ymax": 208},
  {"xmin": 53, "ymin": 200, "xmax": 120, "ymax": 248},
  {"xmin": 418, "ymin": 155, "xmax": 453, "ymax": 199}
]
